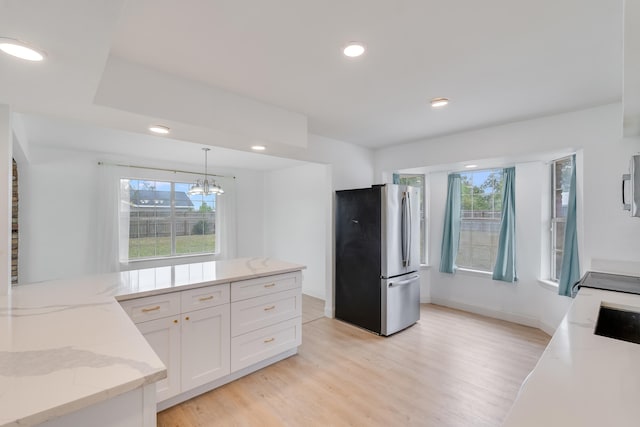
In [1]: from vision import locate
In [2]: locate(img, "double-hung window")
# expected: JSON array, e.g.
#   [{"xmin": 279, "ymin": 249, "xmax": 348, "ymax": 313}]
[
  {"xmin": 550, "ymin": 156, "xmax": 572, "ymax": 281},
  {"xmin": 457, "ymin": 169, "xmax": 504, "ymax": 272},
  {"xmin": 120, "ymin": 178, "xmax": 219, "ymax": 261}
]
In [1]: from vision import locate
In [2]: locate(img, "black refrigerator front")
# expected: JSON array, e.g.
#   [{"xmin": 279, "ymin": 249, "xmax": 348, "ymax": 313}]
[
  {"xmin": 335, "ymin": 184, "xmax": 420, "ymax": 335},
  {"xmin": 335, "ymin": 186, "xmax": 382, "ymax": 333}
]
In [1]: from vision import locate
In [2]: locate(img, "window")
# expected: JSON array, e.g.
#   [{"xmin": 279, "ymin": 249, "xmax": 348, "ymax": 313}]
[
  {"xmin": 120, "ymin": 179, "xmax": 218, "ymax": 260},
  {"xmin": 457, "ymin": 169, "xmax": 504, "ymax": 272},
  {"xmin": 550, "ymin": 156, "xmax": 572, "ymax": 281},
  {"xmin": 395, "ymin": 174, "xmax": 426, "ymax": 264}
]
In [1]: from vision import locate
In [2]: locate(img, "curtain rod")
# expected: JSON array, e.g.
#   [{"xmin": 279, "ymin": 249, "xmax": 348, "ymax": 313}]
[{"xmin": 97, "ymin": 161, "xmax": 236, "ymax": 179}]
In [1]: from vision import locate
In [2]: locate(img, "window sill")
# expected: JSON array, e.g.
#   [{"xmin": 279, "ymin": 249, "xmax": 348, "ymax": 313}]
[
  {"xmin": 121, "ymin": 253, "xmax": 218, "ymax": 270},
  {"xmin": 538, "ymin": 278, "xmax": 559, "ymax": 292},
  {"xmin": 456, "ymin": 268, "xmax": 493, "ymax": 278}
]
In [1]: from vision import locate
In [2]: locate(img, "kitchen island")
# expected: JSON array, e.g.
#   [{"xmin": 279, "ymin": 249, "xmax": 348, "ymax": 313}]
[
  {"xmin": 0, "ymin": 257, "xmax": 305, "ymax": 427},
  {"xmin": 503, "ymin": 286, "xmax": 640, "ymax": 426}
]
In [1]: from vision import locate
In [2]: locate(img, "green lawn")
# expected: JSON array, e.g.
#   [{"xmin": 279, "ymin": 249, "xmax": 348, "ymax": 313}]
[{"xmin": 129, "ymin": 234, "xmax": 216, "ymax": 259}]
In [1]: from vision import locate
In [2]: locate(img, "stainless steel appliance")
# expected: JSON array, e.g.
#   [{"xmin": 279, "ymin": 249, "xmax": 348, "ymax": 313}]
[
  {"xmin": 335, "ymin": 184, "xmax": 420, "ymax": 336},
  {"xmin": 622, "ymin": 154, "xmax": 640, "ymax": 217}
]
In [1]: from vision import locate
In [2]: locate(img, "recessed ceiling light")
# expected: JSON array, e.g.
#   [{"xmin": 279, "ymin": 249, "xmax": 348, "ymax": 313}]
[
  {"xmin": 465, "ymin": 164, "xmax": 478, "ymax": 169},
  {"xmin": 0, "ymin": 37, "xmax": 46, "ymax": 61},
  {"xmin": 149, "ymin": 125, "xmax": 170, "ymax": 134},
  {"xmin": 251, "ymin": 145, "xmax": 266, "ymax": 151},
  {"xmin": 343, "ymin": 42, "xmax": 366, "ymax": 58},
  {"xmin": 430, "ymin": 97, "xmax": 449, "ymax": 108}
]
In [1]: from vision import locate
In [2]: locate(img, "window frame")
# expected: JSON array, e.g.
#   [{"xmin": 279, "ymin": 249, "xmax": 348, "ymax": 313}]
[
  {"xmin": 456, "ymin": 167, "xmax": 504, "ymax": 273},
  {"xmin": 550, "ymin": 156, "xmax": 572, "ymax": 282},
  {"xmin": 121, "ymin": 177, "xmax": 220, "ymax": 262},
  {"xmin": 395, "ymin": 173, "xmax": 427, "ymax": 265}
]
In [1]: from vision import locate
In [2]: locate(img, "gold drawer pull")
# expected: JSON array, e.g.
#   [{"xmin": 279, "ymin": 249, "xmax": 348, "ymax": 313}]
[
  {"xmin": 264, "ymin": 337, "xmax": 275, "ymax": 343},
  {"xmin": 173, "ymin": 319, "xmax": 178, "ymax": 324},
  {"xmin": 264, "ymin": 305, "xmax": 276, "ymax": 311},
  {"xmin": 199, "ymin": 296, "xmax": 214, "ymax": 302},
  {"xmin": 264, "ymin": 283, "xmax": 276, "ymax": 288},
  {"xmin": 141, "ymin": 306, "xmax": 161, "ymax": 313}
]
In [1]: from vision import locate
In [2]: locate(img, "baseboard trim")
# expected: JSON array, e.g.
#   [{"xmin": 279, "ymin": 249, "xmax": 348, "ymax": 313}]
[
  {"xmin": 537, "ymin": 320, "xmax": 556, "ymax": 336},
  {"xmin": 429, "ymin": 298, "xmax": 539, "ymax": 329}
]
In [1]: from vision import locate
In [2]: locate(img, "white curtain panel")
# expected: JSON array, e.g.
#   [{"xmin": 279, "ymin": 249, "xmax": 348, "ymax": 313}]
[{"xmin": 96, "ymin": 163, "xmax": 127, "ymax": 273}]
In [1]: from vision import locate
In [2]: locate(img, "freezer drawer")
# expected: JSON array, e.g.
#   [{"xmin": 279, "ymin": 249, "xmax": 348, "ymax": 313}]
[{"xmin": 381, "ymin": 274, "xmax": 420, "ymax": 336}]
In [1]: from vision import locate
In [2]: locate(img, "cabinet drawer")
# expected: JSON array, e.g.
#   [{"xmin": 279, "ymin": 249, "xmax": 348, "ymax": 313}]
[
  {"xmin": 231, "ymin": 271, "xmax": 301, "ymax": 302},
  {"xmin": 119, "ymin": 292, "xmax": 181, "ymax": 323},
  {"xmin": 231, "ymin": 289, "xmax": 301, "ymax": 337},
  {"xmin": 231, "ymin": 317, "xmax": 301, "ymax": 372},
  {"xmin": 181, "ymin": 283, "xmax": 230, "ymax": 312}
]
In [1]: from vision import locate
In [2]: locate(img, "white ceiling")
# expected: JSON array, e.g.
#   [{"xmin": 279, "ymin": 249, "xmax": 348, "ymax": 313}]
[{"xmin": 0, "ymin": 0, "xmax": 625, "ymax": 162}]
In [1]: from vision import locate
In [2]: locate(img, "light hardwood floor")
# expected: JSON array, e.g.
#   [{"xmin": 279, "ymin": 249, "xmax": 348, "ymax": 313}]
[
  {"xmin": 158, "ymin": 303, "xmax": 549, "ymax": 427},
  {"xmin": 301, "ymin": 294, "xmax": 325, "ymax": 324}
]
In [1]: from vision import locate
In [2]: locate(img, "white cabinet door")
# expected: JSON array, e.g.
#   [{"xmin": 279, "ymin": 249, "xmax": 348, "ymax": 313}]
[
  {"xmin": 136, "ymin": 316, "xmax": 181, "ymax": 402},
  {"xmin": 181, "ymin": 305, "xmax": 231, "ymax": 390}
]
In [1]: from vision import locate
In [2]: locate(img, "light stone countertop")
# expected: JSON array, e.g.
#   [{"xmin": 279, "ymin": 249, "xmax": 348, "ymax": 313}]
[
  {"xmin": 503, "ymin": 287, "xmax": 640, "ymax": 426},
  {"xmin": 0, "ymin": 257, "xmax": 305, "ymax": 427}
]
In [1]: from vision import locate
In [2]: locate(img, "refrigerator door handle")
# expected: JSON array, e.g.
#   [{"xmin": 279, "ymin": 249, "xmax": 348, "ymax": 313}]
[
  {"xmin": 400, "ymin": 191, "xmax": 412, "ymax": 267},
  {"xmin": 389, "ymin": 275, "xmax": 420, "ymax": 287},
  {"xmin": 407, "ymin": 192, "xmax": 412, "ymax": 267},
  {"xmin": 401, "ymin": 192, "xmax": 408, "ymax": 267}
]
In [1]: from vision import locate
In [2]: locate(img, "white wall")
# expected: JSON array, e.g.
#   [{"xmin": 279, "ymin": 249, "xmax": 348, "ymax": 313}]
[
  {"xmin": 17, "ymin": 147, "xmax": 268, "ymax": 284},
  {"xmin": 235, "ymin": 170, "xmax": 265, "ymax": 257},
  {"xmin": 19, "ymin": 150, "xmax": 98, "ymax": 283},
  {"xmin": 263, "ymin": 163, "xmax": 330, "ymax": 299},
  {"xmin": 374, "ymin": 103, "xmax": 640, "ymax": 333}
]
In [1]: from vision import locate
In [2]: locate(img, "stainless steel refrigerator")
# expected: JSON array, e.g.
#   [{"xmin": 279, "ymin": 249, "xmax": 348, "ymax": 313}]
[{"xmin": 335, "ymin": 184, "xmax": 421, "ymax": 336}]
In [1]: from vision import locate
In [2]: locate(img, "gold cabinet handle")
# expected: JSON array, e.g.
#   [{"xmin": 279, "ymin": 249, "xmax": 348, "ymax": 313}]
[
  {"xmin": 264, "ymin": 305, "xmax": 276, "ymax": 311},
  {"xmin": 264, "ymin": 283, "xmax": 276, "ymax": 288},
  {"xmin": 141, "ymin": 306, "xmax": 161, "ymax": 313},
  {"xmin": 199, "ymin": 295, "xmax": 214, "ymax": 302},
  {"xmin": 264, "ymin": 337, "xmax": 275, "ymax": 343},
  {"xmin": 185, "ymin": 316, "xmax": 190, "ymax": 321},
  {"xmin": 173, "ymin": 319, "xmax": 178, "ymax": 324}
]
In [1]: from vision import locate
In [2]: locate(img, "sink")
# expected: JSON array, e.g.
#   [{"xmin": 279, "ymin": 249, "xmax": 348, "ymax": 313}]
[{"xmin": 594, "ymin": 304, "xmax": 640, "ymax": 345}]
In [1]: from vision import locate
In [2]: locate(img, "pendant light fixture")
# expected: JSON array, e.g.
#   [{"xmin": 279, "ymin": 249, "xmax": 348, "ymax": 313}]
[{"xmin": 188, "ymin": 148, "xmax": 224, "ymax": 196}]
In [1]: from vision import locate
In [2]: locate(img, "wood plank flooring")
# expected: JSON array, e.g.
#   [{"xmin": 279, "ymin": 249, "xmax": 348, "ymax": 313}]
[
  {"xmin": 301, "ymin": 294, "xmax": 325, "ymax": 324},
  {"xmin": 157, "ymin": 303, "xmax": 549, "ymax": 427}
]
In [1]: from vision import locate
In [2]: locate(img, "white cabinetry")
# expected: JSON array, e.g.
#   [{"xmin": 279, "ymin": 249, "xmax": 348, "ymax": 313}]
[
  {"xmin": 181, "ymin": 304, "xmax": 230, "ymax": 390},
  {"xmin": 119, "ymin": 270, "xmax": 302, "ymax": 410},
  {"xmin": 136, "ymin": 316, "xmax": 181, "ymax": 401},
  {"xmin": 230, "ymin": 272, "xmax": 302, "ymax": 372},
  {"xmin": 120, "ymin": 283, "xmax": 231, "ymax": 402}
]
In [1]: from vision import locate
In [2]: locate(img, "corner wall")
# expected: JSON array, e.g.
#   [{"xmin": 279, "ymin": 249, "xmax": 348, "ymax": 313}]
[{"xmin": 374, "ymin": 103, "xmax": 640, "ymax": 333}]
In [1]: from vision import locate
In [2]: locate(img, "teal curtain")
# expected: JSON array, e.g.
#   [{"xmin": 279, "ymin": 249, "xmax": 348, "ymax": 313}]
[
  {"xmin": 392, "ymin": 173, "xmax": 400, "ymax": 184},
  {"xmin": 559, "ymin": 155, "xmax": 580, "ymax": 297},
  {"xmin": 492, "ymin": 167, "xmax": 517, "ymax": 282},
  {"xmin": 439, "ymin": 173, "xmax": 461, "ymax": 273}
]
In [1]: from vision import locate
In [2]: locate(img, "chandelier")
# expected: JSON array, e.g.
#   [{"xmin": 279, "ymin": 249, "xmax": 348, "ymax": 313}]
[{"xmin": 188, "ymin": 148, "xmax": 224, "ymax": 196}]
